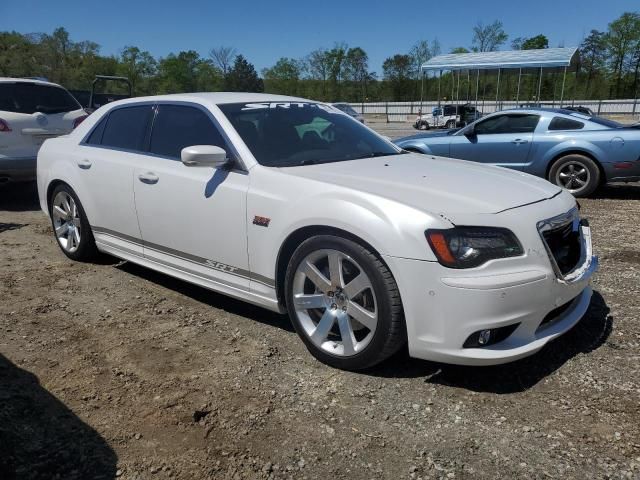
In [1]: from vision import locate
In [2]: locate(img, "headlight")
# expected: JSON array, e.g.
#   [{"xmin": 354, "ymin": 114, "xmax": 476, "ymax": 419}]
[{"xmin": 425, "ymin": 227, "xmax": 524, "ymax": 269}]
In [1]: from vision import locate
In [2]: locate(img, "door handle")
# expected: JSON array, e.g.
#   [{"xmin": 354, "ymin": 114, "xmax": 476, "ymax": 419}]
[
  {"xmin": 138, "ymin": 172, "xmax": 159, "ymax": 184},
  {"xmin": 77, "ymin": 159, "xmax": 92, "ymax": 169},
  {"xmin": 511, "ymin": 139, "xmax": 529, "ymax": 144}
]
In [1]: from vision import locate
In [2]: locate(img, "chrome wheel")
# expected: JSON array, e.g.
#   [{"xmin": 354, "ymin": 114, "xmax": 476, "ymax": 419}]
[
  {"xmin": 556, "ymin": 162, "xmax": 591, "ymax": 193},
  {"xmin": 292, "ymin": 249, "xmax": 377, "ymax": 357},
  {"xmin": 52, "ymin": 191, "xmax": 81, "ymax": 253}
]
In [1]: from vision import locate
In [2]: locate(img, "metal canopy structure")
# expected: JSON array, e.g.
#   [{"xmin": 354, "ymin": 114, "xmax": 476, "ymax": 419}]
[
  {"xmin": 418, "ymin": 47, "xmax": 580, "ymax": 113},
  {"xmin": 421, "ymin": 47, "xmax": 578, "ymax": 72}
]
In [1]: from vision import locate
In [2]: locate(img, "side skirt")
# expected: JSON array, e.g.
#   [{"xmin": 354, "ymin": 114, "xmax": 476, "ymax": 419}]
[{"xmin": 95, "ymin": 241, "xmax": 284, "ymax": 313}]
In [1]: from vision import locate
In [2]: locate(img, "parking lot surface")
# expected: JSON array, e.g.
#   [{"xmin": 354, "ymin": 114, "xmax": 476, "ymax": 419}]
[{"xmin": 1, "ymin": 174, "xmax": 639, "ymax": 479}]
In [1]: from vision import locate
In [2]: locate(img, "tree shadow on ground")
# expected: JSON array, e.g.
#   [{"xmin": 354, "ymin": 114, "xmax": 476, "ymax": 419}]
[
  {"xmin": 367, "ymin": 291, "xmax": 612, "ymax": 394},
  {"xmin": 0, "ymin": 354, "xmax": 117, "ymax": 479},
  {"xmin": 0, "ymin": 182, "xmax": 40, "ymax": 212},
  {"xmin": 117, "ymin": 262, "xmax": 294, "ymax": 333}
]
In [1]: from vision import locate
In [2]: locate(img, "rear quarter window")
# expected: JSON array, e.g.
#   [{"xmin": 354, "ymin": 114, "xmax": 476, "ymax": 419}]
[{"xmin": 549, "ymin": 117, "xmax": 585, "ymax": 131}]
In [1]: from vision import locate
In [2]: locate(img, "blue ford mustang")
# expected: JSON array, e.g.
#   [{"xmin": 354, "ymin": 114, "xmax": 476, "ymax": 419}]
[{"xmin": 394, "ymin": 108, "xmax": 640, "ymax": 197}]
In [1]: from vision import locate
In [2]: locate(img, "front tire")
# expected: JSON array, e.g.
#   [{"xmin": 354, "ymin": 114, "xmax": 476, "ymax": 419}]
[
  {"xmin": 49, "ymin": 184, "xmax": 98, "ymax": 261},
  {"xmin": 548, "ymin": 154, "xmax": 600, "ymax": 197},
  {"xmin": 445, "ymin": 120, "xmax": 456, "ymax": 129},
  {"xmin": 284, "ymin": 235, "xmax": 406, "ymax": 371},
  {"xmin": 418, "ymin": 121, "xmax": 429, "ymax": 130}
]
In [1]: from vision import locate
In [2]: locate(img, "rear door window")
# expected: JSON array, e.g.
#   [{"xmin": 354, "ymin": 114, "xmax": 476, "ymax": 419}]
[
  {"xmin": 149, "ymin": 104, "xmax": 228, "ymax": 160},
  {"xmin": 101, "ymin": 105, "xmax": 153, "ymax": 152},
  {"xmin": 0, "ymin": 82, "xmax": 81, "ymax": 114}
]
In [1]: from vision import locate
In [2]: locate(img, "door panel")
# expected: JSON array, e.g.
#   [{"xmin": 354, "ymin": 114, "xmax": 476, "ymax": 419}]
[
  {"xmin": 133, "ymin": 160, "xmax": 250, "ymax": 290},
  {"xmin": 133, "ymin": 103, "xmax": 250, "ymax": 291},
  {"xmin": 76, "ymin": 146, "xmax": 144, "ymax": 255},
  {"xmin": 449, "ymin": 114, "xmax": 539, "ymax": 170}
]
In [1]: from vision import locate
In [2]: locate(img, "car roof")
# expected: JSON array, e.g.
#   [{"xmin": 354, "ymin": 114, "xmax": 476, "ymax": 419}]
[
  {"xmin": 110, "ymin": 92, "xmax": 315, "ymax": 107},
  {"xmin": 0, "ymin": 77, "xmax": 65, "ymax": 88},
  {"xmin": 499, "ymin": 106, "xmax": 586, "ymax": 116}
]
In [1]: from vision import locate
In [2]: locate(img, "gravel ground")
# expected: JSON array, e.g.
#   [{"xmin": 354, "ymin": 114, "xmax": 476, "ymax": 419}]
[{"xmin": 1, "ymin": 175, "xmax": 639, "ymax": 480}]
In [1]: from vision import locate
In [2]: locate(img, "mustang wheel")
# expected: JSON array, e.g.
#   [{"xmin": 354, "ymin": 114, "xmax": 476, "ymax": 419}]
[
  {"xmin": 548, "ymin": 154, "xmax": 600, "ymax": 197},
  {"xmin": 285, "ymin": 235, "xmax": 405, "ymax": 370},
  {"xmin": 50, "ymin": 184, "xmax": 97, "ymax": 261}
]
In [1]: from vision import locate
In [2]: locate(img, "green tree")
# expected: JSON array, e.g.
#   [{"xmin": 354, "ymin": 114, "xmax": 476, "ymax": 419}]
[
  {"xmin": 226, "ymin": 54, "xmax": 263, "ymax": 92},
  {"xmin": 450, "ymin": 47, "xmax": 470, "ymax": 54},
  {"xmin": 263, "ymin": 57, "xmax": 302, "ymax": 95},
  {"xmin": 606, "ymin": 12, "xmax": 640, "ymax": 97},
  {"xmin": 579, "ymin": 30, "xmax": 607, "ymax": 98},
  {"xmin": 343, "ymin": 47, "xmax": 371, "ymax": 102},
  {"xmin": 382, "ymin": 54, "xmax": 414, "ymax": 100},
  {"xmin": 522, "ymin": 35, "xmax": 549, "ymax": 50},
  {"xmin": 118, "ymin": 46, "xmax": 157, "ymax": 95},
  {"xmin": 472, "ymin": 20, "xmax": 508, "ymax": 52}
]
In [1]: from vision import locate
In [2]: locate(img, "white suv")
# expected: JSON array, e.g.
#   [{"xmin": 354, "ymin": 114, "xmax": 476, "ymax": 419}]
[{"xmin": 0, "ymin": 78, "xmax": 87, "ymax": 183}]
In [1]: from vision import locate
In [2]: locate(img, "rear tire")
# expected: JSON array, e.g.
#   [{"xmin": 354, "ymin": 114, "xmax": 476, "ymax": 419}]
[
  {"xmin": 418, "ymin": 121, "xmax": 429, "ymax": 130},
  {"xmin": 445, "ymin": 120, "xmax": 456, "ymax": 129},
  {"xmin": 49, "ymin": 184, "xmax": 98, "ymax": 261},
  {"xmin": 548, "ymin": 154, "xmax": 600, "ymax": 197},
  {"xmin": 284, "ymin": 235, "xmax": 406, "ymax": 371}
]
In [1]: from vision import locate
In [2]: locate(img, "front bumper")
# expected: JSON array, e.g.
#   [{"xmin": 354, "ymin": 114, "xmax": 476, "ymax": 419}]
[
  {"xmin": 384, "ymin": 206, "xmax": 597, "ymax": 366},
  {"xmin": 0, "ymin": 157, "xmax": 37, "ymax": 182}
]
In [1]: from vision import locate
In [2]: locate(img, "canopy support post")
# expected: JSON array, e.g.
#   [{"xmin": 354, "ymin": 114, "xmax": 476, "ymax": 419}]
[
  {"xmin": 536, "ymin": 67, "xmax": 543, "ymax": 105},
  {"xmin": 419, "ymin": 67, "xmax": 425, "ymax": 114},
  {"xmin": 474, "ymin": 69, "xmax": 480, "ymax": 112},
  {"xmin": 495, "ymin": 68, "xmax": 501, "ymax": 109},
  {"xmin": 559, "ymin": 66, "xmax": 567, "ymax": 106},
  {"xmin": 467, "ymin": 70, "xmax": 470, "ymax": 102},
  {"xmin": 456, "ymin": 70, "xmax": 461, "ymax": 103},
  {"xmin": 437, "ymin": 70, "xmax": 442, "ymax": 107},
  {"xmin": 516, "ymin": 68, "xmax": 522, "ymax": 105}
]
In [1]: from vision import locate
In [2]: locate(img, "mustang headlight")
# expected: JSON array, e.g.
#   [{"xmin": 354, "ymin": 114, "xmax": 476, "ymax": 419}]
[{"xmin": 425, "ymin": 227, "xmax": 524, "ymax": 269}]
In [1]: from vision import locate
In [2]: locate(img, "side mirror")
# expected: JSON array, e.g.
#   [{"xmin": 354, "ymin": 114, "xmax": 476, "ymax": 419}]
[{"xmin": 181, "ymin": 145, "xmax": 228, "ymax": 168}]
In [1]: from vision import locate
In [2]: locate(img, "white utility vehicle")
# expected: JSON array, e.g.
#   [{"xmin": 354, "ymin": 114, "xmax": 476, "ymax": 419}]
[
  {"xmin": 0, "ymin": 78, "xmax": 87, "ymax": 183},
  {"xmin": 414, "ymin": 104, "xmax": 482, "ymax": 130},
  {"xmin": 37, "ymin": 93, "xmax": 597, "ymax": 370}
]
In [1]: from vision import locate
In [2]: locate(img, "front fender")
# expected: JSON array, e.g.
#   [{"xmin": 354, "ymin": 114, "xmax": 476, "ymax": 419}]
[
  {"xmin": 395, "ymin": 140, "xmax": 433, "ymax": 155},
  {"xmin": 246, "ymin": 170, "xmax": 449, "ymax": 295}
]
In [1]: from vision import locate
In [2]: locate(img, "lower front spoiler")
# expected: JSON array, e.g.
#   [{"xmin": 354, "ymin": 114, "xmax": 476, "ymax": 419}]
[{"xmin": 410, "ymin": 286, "xmax": 593, "ymax": 366}]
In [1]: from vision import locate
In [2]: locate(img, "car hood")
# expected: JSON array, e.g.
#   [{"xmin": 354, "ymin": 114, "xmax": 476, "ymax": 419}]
[{"xmin": 283, "ymin": 153, "xmax": 562, "ymax": 215}]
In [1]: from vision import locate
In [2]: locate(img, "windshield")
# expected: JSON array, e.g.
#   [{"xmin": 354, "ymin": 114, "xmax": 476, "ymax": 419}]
[
  {"xmin": 0, "ymin": 82, "xmax": 81, "ymax": 114},
  {"xmin": 219, "ymin": 102, "xmax": 401, "ymax": 167}
]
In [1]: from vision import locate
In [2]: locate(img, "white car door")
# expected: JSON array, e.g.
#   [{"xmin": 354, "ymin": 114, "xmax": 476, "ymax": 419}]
[
  {"xmin": 76, "ymin": 104, "xmax": 155, "ymax": 256},
  {"xmin": 132, "ymin": 103, "xmax": 250, "ymax": 292}
]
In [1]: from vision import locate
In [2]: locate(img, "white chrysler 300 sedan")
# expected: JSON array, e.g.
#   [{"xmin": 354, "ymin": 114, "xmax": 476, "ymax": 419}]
[{"xmin": 37, "ymin": 93, "xmax": 598, "ymax": 370}]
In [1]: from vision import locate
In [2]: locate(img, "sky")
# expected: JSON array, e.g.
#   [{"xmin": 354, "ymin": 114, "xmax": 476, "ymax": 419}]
[{"xmin": 1, "ymin": 0, "xmax": 637, "ymax": 73}]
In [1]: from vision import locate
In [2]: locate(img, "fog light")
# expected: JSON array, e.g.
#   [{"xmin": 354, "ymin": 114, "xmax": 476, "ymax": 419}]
[
  {"xmin": 463, "ymin": 323, "xmax": 520, "ymax": 348},
  {"xmin": 478, "ymin": 329, "xmax": 491, "ymax": 345}
]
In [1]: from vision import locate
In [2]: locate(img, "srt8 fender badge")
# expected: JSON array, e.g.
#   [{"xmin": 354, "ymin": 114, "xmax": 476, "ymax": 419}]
[{"xmin": 253, "ymin": 215, "xmax": 271, "ymax": 227}]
